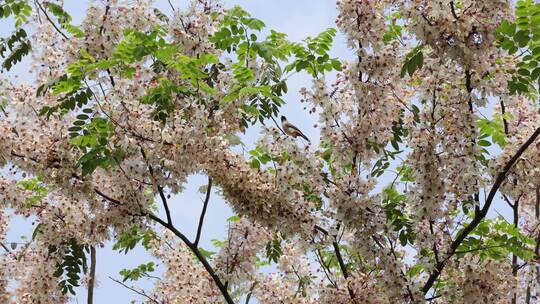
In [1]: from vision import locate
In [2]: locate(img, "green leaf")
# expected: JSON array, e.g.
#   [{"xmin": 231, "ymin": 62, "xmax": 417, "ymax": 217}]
[
  {"xmin": 227, "ymin": 215, "xmax": 241, "ymax": 222},
  {"xmin": 265, "ymin": 237, "xmax": 282, "ymax": 263},
  {"xmin": 198, "ymin": 247, "xmax": 216, "ymax": 259},
  {"xmin": 401, "ymin": 45, "xmax": 424, "ymax": 78},
  {"xmin": 477, "ymin": 139, "xmax": 492, "ymax": 147},
  {"xmin": 113, "ymin": 225, "xmax": 157, "ymax": 254},
  {"xmin": 50, "ymin": 239, "xmax": 89, "ymax": 295},
  {"xmin": 120, "ymin": 262, "xmax": 155, "ymax": 282}
]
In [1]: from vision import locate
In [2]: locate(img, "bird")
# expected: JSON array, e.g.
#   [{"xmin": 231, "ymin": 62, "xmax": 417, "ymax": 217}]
[{"xmin": 281, "ymin": 116, "xmax": 310, "ymax": 143}]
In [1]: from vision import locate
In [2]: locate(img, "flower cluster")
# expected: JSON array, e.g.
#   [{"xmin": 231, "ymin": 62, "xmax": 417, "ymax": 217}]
[
  {"xmin": 440, "ymin": 256, "xmax": 514, "ymax": 303},
  {"xmin": 150, "ymin": 231, "xmax": 222, "ymax": 303},
  {"xmin": 400, "ymin": 0, "xmax": 513, "ymax": 72},
  {"xmin": 214, "ymin": 217, "xmax": 271, "ymax": 285}
]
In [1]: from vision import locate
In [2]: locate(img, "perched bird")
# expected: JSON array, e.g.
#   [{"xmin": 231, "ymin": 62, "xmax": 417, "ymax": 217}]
[{"xmin": 281, "ymin": 116, "xmax": 310, "ymax": 143}]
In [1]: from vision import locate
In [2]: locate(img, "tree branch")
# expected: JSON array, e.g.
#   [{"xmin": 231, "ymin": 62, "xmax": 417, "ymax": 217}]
[
  {"xmin": 146, "ymin": 213, "xmax": 235, "ymax": 304},
  {"xmin": 315, "ymin": 224, "xmax": 357, "ymax": 302},
  {"xmin": 109, "ymin": 276, "xmax": 160, "ymax": 304},
  {"xmin": 140, "ymin": 147, "xmax": 173, "ymax": 225},
  {"xmin": 87, "ymin": 246, "xmax": 96, "ymax": 304},
  {"xmin": 157, "ymin": 186, "xmax": 172, "ymax": 225},
  {"xmin": 245, "ymin": 281, "xmax": 257, "ymax": 304},
  {"xmin": 449, "ymin": 1, "xmax": 460, "ymax": 20},
  {"xmin": 0, "ymin": 242, "xmax": 11, "ymax": 253},
  {"xmin": 422, "ymin": 126, "xmax": 540, "ymax": 294},
  {"xmin": 167, "ymin": 0, "xmax": 176, "ymax": 12},
  {"xmin": 34, "ymin": 0, "xmax": 69, "ymax": 40},
  {"xmin": 332, "ymin": 238, "xmax": 358, "ymax": 303},
  {"xmin": 500, "ymin": 100, "xmax": 510, "ymax": 135},
  {"xmin": 194, "ymin": 176, "xmax": 213, "ymax": 246},
  {"xmin": 315, "ymin": 248, "xmax": 338, "ymax": 288},
  {"xmin": 93, "ymin": 188, "xmax": 234, "ymax": 304}
]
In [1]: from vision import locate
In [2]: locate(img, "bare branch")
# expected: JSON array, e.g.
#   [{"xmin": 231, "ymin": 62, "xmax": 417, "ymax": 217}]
[
  {"xmin": 109, "ymin": 276, "xmax": 161, "ymax": 304},
  {"xmin": 194, "ymin": 176, "xmax": 213, "ymax": 246},
  {"xmin": 245, "ymin": 281, "xmax": 257, "ymax": 304},
  {"xmin": 449, "ymin": 2, "xmax": 460, "ymax": 20},
  {"xmin": 140, "ymin": 147, "xmax": 173, "ymax": 225},
  {"xmin": 332, "ymin": 230, "xmax": 358, "ymax": 303},
  {"xmin": 34, "ymin": 0, "xmax": 69, "ymax": 40},
  {"xmin": 500, "ymin": 100, "xmax": 510, "ymax": 135},
  {"xmin": 167, "ymin": 0, "xmax": 176, "ymax": 11},
  {"xmin": 0, "ymin": 242, "xmax": 12, "ymax": 253},
  {"xmin": 157, "ymin": 186, "xmax": 173, "ymax": 225},
  {"xmin": 87, "ymin": 246, "xmax": 96, "ymax": 304}
]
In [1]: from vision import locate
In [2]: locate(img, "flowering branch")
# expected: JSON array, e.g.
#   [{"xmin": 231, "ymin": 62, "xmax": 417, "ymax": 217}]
[
  {"xmin": 316, "ymin": 225, "xmax": 358, "ymax": 303},
  {"xmin": 1, "ymin": 1, "xmax": 537, "ymax": 302},
  {"xmin": 422, "ymin": 126, "xmax": 540, "ymax": 294},
  {"xmin": 146, "ymin": 213, "xmax": 235, "ymax": 304},
  {"xmin": 93, "ymin": 188, "xmax": 235, "ymax": 304}
]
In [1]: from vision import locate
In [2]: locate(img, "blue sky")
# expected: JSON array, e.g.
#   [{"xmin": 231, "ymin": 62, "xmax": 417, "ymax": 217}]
[{"xmin": 2, "ymin": 1, "xmax": 352, "ymax": 302}]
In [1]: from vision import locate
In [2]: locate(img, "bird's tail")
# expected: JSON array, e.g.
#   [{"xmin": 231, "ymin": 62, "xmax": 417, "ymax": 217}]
[{"xmin": 299, "ymin": 132, "xmax": 310, "ymax": 143}]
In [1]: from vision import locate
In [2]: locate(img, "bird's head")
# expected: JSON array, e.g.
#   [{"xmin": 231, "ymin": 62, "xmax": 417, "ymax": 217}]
[{"xmin": 281, "ymin": 115, "xmax": 287, "ymax": 122}]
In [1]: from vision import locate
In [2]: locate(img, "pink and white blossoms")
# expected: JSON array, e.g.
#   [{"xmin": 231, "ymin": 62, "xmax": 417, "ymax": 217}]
[{"xmin": 1, "ymin": 0, "xmax": 539, "ymax": 303}]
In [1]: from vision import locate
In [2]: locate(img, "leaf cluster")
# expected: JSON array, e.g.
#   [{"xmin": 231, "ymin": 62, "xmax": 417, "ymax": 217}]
[
  {"xmin": 18, "ymin": 176, "xmax": 47, "ymax": 208},
  {"xmin": 400, "ymin": 45, "xmax": 424, "ymax": 78},
  {"xmin": 49, "ymin": 239, "xmax": 89, "ymax": 295},
  {"xmin": 383, "ymin": 187, "xmax": 414, "ymax": 246},
  {"xmin": 0, "ymin": 27, "xmax": 30, "ymax": 71},
  {"xmin": 119, "ymin": 262, "xmax": 155, "ymax": 282},
  {"xmin": 496, "ymin": 0, "xmax": 540, "ymax": 96},
  {"xmin": 457, "ymin": 216, "xmax": 536, "ymax": 261},
  {"xmin": 113, "ymin": 225, "xmax": 157, "ymax": 254}
]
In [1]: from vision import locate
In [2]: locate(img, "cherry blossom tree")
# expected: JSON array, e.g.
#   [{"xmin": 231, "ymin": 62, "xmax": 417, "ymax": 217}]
[{"xmin": 1, "ymin": 0, "xmax": 540, "ymax": 303}]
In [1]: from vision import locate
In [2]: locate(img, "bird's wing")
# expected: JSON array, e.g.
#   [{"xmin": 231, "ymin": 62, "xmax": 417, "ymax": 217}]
[{"xmin": 288, "ymin": 124, "xmax": 310, "ymax": 143}]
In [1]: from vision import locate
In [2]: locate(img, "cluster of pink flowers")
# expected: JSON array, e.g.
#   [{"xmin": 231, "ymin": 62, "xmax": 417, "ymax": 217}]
[
  {"xmin": 400, "ymin": 0, "xmax": 513, "ymax": 72},
  {"xmin": 214, "ymin": 218, "xmax": 272, "ymax": 285},
  {"xmin": 150, "ymin": 231, "xmax": 222, "ymax": 303},
  {"xmin": 439, "ymin": 256, "xmax": 514, "ymax": 303}
]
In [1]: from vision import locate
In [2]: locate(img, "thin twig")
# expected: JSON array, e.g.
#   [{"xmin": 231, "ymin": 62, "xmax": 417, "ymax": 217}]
[
  {"xmin": 109, "ymin": 277, "xmax": 160, "ymax": 304},
  {"xmin": 500, "ymin": 100, "xmax": 510, "ymax": 135},
  {"xmin": 157, "ymin": 186, "xmax": 172, "ymax": 225},
  {"xmin": 511, "ymin": 194, "xmax": 521, "ymax": 304},
  {"xmin": 167, "ymin": 0, "xmax": 176, "ymax": 11},
  {"xmin": 194, "ymin": 176, "xmax": 213, "ymax": 246},
  {"xmin": 315, "ymin": 248, "xmax": 338, "ymax": 288},
  {"xmin": 270, "ymin": 115, "xmax": 286, "ymax": 135},
  {"xmin": 34, "ymin": 0, "xmax": 69, "ymax": 39},
  {"xmin": 140, "ymin": 147, "xmax": 173, "ymax": 225},
  {"xmin": 0, "ymin": 242, "xmax": 12, "ymax": 253}
]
